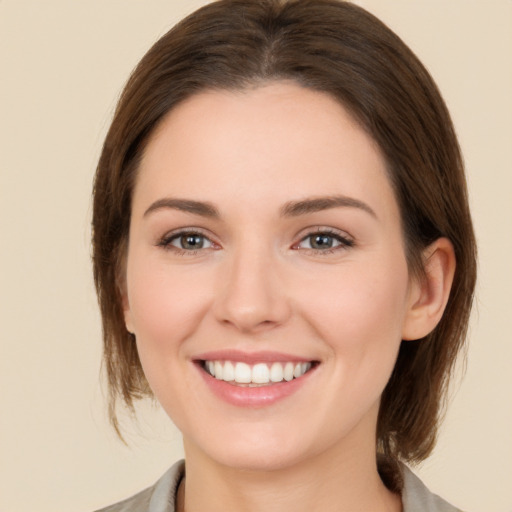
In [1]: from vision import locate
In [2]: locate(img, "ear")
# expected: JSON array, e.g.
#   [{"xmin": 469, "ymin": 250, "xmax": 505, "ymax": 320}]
[{"xmin": 402, "ymin": 238, "xmax": 456, "ymax": 341}]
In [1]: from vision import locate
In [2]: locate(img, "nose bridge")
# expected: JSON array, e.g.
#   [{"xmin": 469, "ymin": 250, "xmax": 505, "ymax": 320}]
[{"xmin": 214, "ymin": 238, "xmax": 290, "ymax": 332}]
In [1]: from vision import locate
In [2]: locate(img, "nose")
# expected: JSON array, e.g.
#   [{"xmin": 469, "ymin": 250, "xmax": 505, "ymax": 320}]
[{"xmin": 213, "ymin": 245, "xmax": 292, "ymax": 334}]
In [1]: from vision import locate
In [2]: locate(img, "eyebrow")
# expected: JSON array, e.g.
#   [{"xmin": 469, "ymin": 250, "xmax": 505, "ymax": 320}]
[
  {"xmin": 143, "ymin": 198, "xmax": 220, "ymax": 218},
  {"xmin": 280, "ymin": 195, "xmax": 377, "ymax": 218},
  {"xmin": 143, "ymin": 195, "xmax": 376, "ymax": 220}
]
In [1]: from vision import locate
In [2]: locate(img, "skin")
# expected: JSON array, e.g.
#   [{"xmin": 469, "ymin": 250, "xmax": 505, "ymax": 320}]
[{"xmin": 123, "ymin": 82, "xmax": 455, "ymax": 512}]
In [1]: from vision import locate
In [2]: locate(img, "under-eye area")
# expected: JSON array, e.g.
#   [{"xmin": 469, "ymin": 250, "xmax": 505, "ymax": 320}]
[{"xmin": 198, "ymin": 360, "xmax": 319, "ymax": 386}]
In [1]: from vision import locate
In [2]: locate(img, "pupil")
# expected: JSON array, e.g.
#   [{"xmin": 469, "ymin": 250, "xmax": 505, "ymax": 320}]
[
  {"xmin": 182, "ymin": 234, "xmax": 203, "ymax": 249},
  {"xmin": 312, "ymin": 234, "xmax": 332, "ymax": 249}
]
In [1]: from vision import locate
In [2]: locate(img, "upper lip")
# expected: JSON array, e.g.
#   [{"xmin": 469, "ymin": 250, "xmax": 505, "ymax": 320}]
[{"xmin": 193, "ymin": 349, "xmax": 317, "ymax": 364}]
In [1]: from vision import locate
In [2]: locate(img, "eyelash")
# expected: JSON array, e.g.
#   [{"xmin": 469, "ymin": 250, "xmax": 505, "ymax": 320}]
[
  {"xmin": 294, "ymin": 228, "xmax": 354, "ymax": 255},
  {"xmin": 157, "ymin": 228, "xmax": 217, "ymax": 256},
  {"xmin": 156, "ymin": 228, "xmax": 354, "ymax": 256}
]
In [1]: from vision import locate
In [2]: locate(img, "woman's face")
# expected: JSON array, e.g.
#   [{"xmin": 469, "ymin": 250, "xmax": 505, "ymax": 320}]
[{"xmin": 124, "ymin": 82, "xmax": 420, "ymax": 471}]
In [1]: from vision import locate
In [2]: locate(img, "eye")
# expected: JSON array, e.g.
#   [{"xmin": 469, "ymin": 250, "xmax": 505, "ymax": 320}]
[
  {"xmin": 173, "ymin": 233, "xmax": 212, "ymax": 250},
  {"xmin": 295, "ymin": 230, "xmax": 354, "ymax": 252},
  {"xmin": 158, "ymin": 230, "xmax": 215, "ymax": 252}
]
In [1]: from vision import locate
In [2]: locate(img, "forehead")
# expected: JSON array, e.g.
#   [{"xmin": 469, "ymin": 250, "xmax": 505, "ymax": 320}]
[{"xmin": 134, "ymin": 82, "xmax": 398, "ymax": 224}]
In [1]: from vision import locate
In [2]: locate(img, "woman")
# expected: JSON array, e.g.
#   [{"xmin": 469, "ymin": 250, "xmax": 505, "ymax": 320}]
[{"xmin": 92, "ymin": 1, "xmax": 476, "ymax": 510}]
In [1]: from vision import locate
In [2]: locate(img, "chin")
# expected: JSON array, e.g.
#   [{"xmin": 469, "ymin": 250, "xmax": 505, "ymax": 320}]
[
  {"xmin": 210, "ymin": 444, "xmax": 305, "ymax": 473},
  {"xmin": 184, "ymin": 423, "xmax": 311, "ymax": 472}
]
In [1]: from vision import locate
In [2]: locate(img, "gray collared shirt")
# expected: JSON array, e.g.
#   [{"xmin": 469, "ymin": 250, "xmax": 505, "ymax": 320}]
[{"xmin": 95, "ymin": 460, "xmax": 462, "ymax": 512}]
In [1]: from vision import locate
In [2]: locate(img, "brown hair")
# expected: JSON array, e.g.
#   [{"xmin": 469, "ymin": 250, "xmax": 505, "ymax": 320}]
[{"xmin": 92, "ymin": 0, "xmax": 476, "ymax": 489}]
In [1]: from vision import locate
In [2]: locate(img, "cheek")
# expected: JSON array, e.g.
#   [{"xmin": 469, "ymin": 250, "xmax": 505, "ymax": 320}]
[
  {"xmin": 126, "ymin": 256, "xmax": 213, "ymax": 353},
  {"xmin": 125, "ymin": 257, "xmax": 215, "ymax": 413},
  {"xmin": 298, "ymin": 256, "xmax": 410, "ymax": 373}
]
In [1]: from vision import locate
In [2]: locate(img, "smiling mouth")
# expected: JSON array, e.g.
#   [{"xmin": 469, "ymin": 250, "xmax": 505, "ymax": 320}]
[{"xmin": 200, "ymin": 360, "xmax": 317, "ymax": 386}]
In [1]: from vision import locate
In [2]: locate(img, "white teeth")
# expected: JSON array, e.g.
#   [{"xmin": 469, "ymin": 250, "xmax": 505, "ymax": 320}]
[
  {"xmin": 223, "ymin": 361, "xmax": 235, "ymax": 382},
  {"xmin": 234, "ymin": 362, "xmax": 252, "ymax": 383},
  {"xmin": 214, "ymin": 361, "xmax": 223, "ymax": 380},
  {"xmin": 270, "ymin": 362, "xmax": 284, "ymax": 383},
  {"xmin": 283, "ymin": 362, "xmax": 294, "ymax": 381},
  {"xmin": 205, "ymin": 360, "xmax": 313, "ymax": 385},
  {"xmin": 252, "ymin": 363, "xmax": 270, "ymax": 384}
]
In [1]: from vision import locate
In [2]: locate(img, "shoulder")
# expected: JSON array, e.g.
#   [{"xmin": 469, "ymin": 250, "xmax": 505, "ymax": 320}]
[
  {"xmin": 94, "ymin": 460, "xmax": 185, "ymax": 512},
  {"xmin": 401, "ymin": 464, "xmax": 463, "ymax": 512}
]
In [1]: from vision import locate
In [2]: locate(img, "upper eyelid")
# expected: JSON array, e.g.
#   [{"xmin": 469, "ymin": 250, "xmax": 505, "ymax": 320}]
[
  {"xmin": 295, "ymin": 226, "xmax": 354, "ymax": 241},
  {"xmin": 160, "ymin": 226, "xmax": 214, "ymax": 240}
]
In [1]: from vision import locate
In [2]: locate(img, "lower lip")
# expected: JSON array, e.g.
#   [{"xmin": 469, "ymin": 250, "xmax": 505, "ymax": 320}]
[{"xmin": 196, "ymin": 363, "xmax": 316, "ymax": 408}]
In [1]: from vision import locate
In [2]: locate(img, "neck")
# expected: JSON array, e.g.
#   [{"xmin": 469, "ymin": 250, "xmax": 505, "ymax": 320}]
[{"xmin": 178, "ymin": 436, "xmax": 401, "ymax": 512}]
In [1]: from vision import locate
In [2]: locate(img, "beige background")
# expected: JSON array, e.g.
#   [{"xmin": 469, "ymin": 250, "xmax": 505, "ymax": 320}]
[{"xmin": 1, "ymin": 1, "xmax": 511, "ymax": 511}]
